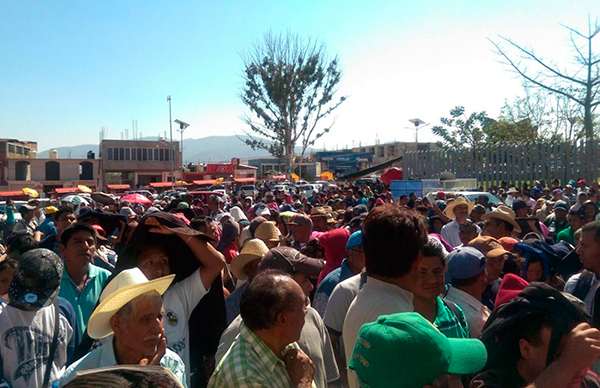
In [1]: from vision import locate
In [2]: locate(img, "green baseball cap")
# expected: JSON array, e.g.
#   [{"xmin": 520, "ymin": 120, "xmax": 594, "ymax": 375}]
[{"xmin": 348, "ymin": 312, "xmax": 487, "ymax": 388}]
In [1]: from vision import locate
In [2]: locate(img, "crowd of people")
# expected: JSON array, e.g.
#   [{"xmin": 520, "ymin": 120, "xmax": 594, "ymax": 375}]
[{"xmin": 1, "ymin": 176, "xmax": 600, "ymax": 387}]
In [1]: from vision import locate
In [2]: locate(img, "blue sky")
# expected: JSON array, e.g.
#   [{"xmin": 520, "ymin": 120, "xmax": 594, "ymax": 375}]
[{"xmin": 1, "ymin": 1, "xmax": 599, "ymax": 153}]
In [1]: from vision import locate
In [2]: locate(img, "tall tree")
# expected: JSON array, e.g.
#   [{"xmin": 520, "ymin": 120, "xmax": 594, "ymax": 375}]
[
  {"xmin": 489, "ymin": 18, "xmax": 600, "ymax": 144},
  {"xmin": 239, "ymin": 31, "xmax": 346, "ymax": 177}
]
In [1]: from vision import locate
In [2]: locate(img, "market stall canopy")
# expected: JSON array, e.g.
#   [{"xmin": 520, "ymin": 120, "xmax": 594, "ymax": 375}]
[
  {"xmin": 193, "ymin": 180, "xmax": 217, "ymax": 186},
  {"xmin": 233, "ymin": 177, "xmax": 256, "ymax": 183},
  {"xmin": 149, "ymin": 182, "xmax": 174, "ymax": 188},
  {"xmin": 106, "ymin": 184, "xmax": 131, "ymax": 191},
  {"xmin": 120, "ymin": 193, "xmax": 152, "ymax": 204}
]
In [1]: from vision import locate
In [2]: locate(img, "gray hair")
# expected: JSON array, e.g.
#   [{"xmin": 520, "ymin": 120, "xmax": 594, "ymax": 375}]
[{"xmin": 114, "ymin": 290, "xmax": 162, "ymax": 327}]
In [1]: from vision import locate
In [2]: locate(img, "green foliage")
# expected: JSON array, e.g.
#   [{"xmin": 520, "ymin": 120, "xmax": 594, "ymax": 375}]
[
  {"xmin": 431, "ymin": 106, "xmax": 494, "ymax": 150},
  {"xmin": 239, "ymin": 31, "xmax": 346, "ymax": 172}
]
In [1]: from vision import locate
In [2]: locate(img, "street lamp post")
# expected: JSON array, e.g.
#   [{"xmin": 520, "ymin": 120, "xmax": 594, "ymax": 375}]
[
  {"xmin": 168, "ymin": 96, "xmax": 174, "ymax": 190},
  {"xmin": 174, "ymin": 119, "xmax": 190, "ymax": 185},
  {"xmin": 408, "ymin": 118, "xmax": 429, "ymax": 179}
]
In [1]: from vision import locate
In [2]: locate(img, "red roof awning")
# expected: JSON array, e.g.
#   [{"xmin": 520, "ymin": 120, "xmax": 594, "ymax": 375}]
[
  {"xmin": 107, "ymin": 184, "xmax": 131, "ymax": 190},
  {"xmin": 149, "ymin": 182, "xmax": 174, "ymax": 188},
  {"xmin": 270, "ymin": 175, "xmax": 286, "ymax": 179},
  {"xmin": 234, "ymin": 177, "xmax": 256, "ymax": 183},
  {"xmin": 193, "ymin": 180, "xmax": 217, "ymax": 186},
  {"xmin": 0, "ymin": 190, "xmax": 28, "ymax": 198},
  {"xmin": 54, "ymin": 187, "xmax": 79, "ymax": 194}
]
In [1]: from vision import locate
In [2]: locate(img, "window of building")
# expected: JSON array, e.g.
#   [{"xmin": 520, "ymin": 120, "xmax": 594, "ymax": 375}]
[
  {"xmin": 16, "ymin": 146, "xmax": 23, "ymax": 155},
  {"xmin": 147, "ymin": 148, "xmax": 153, "ymax": 161},
  {"xmin": 45, "ymin": 161, "xmax": 60, "ymax": 181},
  {"xmin": 142, "ymin": 149, "xmax": 147, "ymax": 161},
  {"xmin": 24, "ymin": 148, "xmax": 29, "ymax": 156},
  {"xmin": 8, "ymin": 144, "xmax": 15, "ymax": 153},
  {"xmin": 15, "ymin": 161, "xmax": 30, "ymax": 181},
  {"xmin": 160, "ymin": 148, "xmax": 165, "ymax": 161},
  {"xmin": 107, "ymin": 148, "xmax": 113, "ymax": 160},
  {"xmin": 119, "ymin": 148, "xmax": 125, "ymax": 160},
  {"xmin": 79, "ymin": 162, "xmax": 93, "ymax": 180},
  {"xmin": 137, "ymin": 148, "xmax": 142, "ymax": 161},
  {"xmin": 132, "ymin": 148, "xmax": 137, "ymax": 161},
  {"xmin": 125, "ymin": 148, "xmax": 130, "ymax": 161},
  {"xmin": 154, "ymin": 148, "xmax": 159, "ymax": 160}
]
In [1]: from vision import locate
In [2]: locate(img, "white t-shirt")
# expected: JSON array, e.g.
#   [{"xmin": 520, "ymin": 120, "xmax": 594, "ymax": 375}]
[
  {"xmin": 0, "ymin": 303, "xmax": 73, "ymax": 388},
  {"xmin": 343, "ymin": 277, "xmax": 414, "ymax": 388},
  {"xmin": 163, "ymin": 268, "xmax": 209, "ymax": 386}
]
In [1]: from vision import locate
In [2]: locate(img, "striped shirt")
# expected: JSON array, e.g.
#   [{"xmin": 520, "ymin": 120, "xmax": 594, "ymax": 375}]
[
  {"xmin": 209, "ymin": 323, "xmax": 316, "ymax": 388},
  {"xmin": 434, "ymin": 296, "xmax": 469, "ymax": 339}
]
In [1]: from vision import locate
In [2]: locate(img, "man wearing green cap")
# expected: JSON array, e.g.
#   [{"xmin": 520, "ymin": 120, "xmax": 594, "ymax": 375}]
[{"xmin": 349, "ymin": 312, "xmax": 487, "ymax": 388}]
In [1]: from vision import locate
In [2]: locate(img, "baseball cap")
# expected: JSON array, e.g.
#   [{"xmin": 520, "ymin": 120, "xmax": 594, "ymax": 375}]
[
  {"xmin": 346, "ymin": 231, "xmax": 362, "ymax": 251},
  {"xmin": 554, "ymin": 200, "xmax": 568, "ymax": 211},
  {"xmin": 447, "ymin": 246, "xmax": 487, "ymax": 280},
  {"xmin": 45, "ymin": 206, "xmax": 59, "ymax": 215},
  {"xmin": 288, "ymin": 214, "xmax": 313, "ymax": 229},
  {"xmin": 18, "ymin": 204, "xmax": 36, "ymax": 214},
  {"xmin": 258, "ymin": 246, "xmax": 324, "ymax": 276},
  {"xmin": 349, "ymin": 312, "xmax": 487, "ymax": 388},
  {"xmin": 9, "ymin": 248, "xmax": 63, "ymax": 308},
  {"xmin": 468, "ymin": 236, "xmax": 510, "ymax": 259},
  {"xmin": 552, "ymin": 188, "xmax": 563, "ymax": 195}
]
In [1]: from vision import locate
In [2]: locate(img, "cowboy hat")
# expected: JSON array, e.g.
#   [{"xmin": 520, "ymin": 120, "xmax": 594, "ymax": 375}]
[
  {"xmin": 481, "ymin": 205, "xmax": 522, "ymax": 233},
  {"xmin": 231, "ymin": 239, "xmax": 269, "ymax": 280},
  {"xmin": 507, "ymin": 187, "xmax": 519, "ymax": 194},
  {"xmin": 443, "ymin": 196, "xmax": 475, "ymax": 219},
  {"xmin": 255, "ymin": 221, "xmax": 283, "ymax": 242},
  {"xmin": 87, "ymin": 268, "xmax": 175, "ymax": 339}
]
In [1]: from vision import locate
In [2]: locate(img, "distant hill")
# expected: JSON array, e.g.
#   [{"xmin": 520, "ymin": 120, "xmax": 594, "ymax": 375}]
[{"xmin": 39, "ymin": 135, "xmax": 314, "ymax": 163}]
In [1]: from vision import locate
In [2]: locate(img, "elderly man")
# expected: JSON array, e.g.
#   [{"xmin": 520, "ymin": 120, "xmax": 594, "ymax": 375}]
[
  {"xmin": 59, "ymin": 268, "xmax": 186, "ymax": 386},
  {"xmin": 216, "ymin": 247, "xmax": 339, "ymax": 388},
  {"xmin": 0, "ymin": 249, "xmax": 75, "ymax": 388},
  {"xmin": 288, "ymin": 214, "xmax": 313, "ymax": 250},
  {"xmin": 58, "ymin": 223, "xmax": 111, "ymax": 341},
  {"xmin": 311, "ymin": 207, "xmax": 329, "ymax": 233},
  {"xmin": 209, "ymin": 270, "xmax": 315, "ymax": 388},
  {"xmin": 441, "ymin": 196, "xmax": 478, "ymax": 248}
]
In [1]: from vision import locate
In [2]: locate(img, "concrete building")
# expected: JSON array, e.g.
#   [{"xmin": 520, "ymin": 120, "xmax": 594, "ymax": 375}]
[
  {"xmin": 315, "ymin": 141, "xmax": 438, "ymax": 176},
  {"xmin": 7, "ymin": 154, "xmax": 99, "ymax": 193},
  {"xmin": 99, "ymin": 139, "xmax": 181, "ymax": 189},
  {"xmin": 0, "ymin": 139, "xmax": 37, "ymax": 187}
]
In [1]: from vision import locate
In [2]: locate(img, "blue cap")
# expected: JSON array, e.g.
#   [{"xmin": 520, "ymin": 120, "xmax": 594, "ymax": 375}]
[
  {"xmin": 447, "ymin": 247, "xmax": 486, "ymax": 281},
  {"xmin": 346, "ymin": 231, "xmax": 362, "ymax": 251}
]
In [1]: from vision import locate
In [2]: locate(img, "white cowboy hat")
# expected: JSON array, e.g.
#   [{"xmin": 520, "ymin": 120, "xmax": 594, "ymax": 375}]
[
  {"xmin": 87, "ymin": 268, "xmax": 174, "ymax": 339},
  {"xmin": 443, "ymin": 196, "xmax": 475, "ymax": 219},
  {"xmin": 232, "ymin": 239, "xmax": 269, "ymax": 280},
  {"xmin": 481, "ymin": 205, "xmax": 522, "ymax": 233}
]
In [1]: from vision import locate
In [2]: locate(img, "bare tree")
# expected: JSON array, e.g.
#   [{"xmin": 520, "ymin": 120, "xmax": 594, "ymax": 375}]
[
  {"xmin": 490, "ymin": 17, "xmax": 600, "ymax": 142},
  {"xmin": 239, "ymin": 31, "xmax": 346, "ymax": 178}
]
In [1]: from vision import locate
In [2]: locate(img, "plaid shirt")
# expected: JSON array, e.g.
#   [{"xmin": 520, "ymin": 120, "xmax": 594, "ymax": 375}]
[
  {"xmin": 434, "ymin": 296, "xmax": 470, "ymax": 339},
  {"xmin": 208, "ymin": 323, "xmax": 316, "ymax": 388}
]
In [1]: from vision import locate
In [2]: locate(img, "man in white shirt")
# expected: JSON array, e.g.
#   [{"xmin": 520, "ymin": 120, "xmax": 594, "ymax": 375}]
[
  {"xmin": 444, "ymin": 247, "xmax": 491, "ymax": 338},
  {"xmin": 565, "ymin": 221, "xmax": 600, "ymax": 317},
  {"xmin": 342, "ymin": 205, "xmax": 427, "ymax": 388},
  {"xmin": 441, "ymin": 196, "xmax": 478, "ymax": 248}
]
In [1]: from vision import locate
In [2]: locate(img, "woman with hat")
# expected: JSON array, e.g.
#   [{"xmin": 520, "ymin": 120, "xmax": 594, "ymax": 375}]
[{"xmin": 441, "ymin": 196, "xmax": 478, "ymax": 248}]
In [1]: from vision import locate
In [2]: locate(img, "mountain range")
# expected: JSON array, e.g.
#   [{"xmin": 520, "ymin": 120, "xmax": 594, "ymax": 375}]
[{"xmin": 38, "ymin": 135, "xmax": 315, "ymax": 163}]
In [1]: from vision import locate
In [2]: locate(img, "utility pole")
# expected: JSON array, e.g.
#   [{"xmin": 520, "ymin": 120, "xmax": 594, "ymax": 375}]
[{"xmin": 168, "ymin": 96, "xmax": 174, "ymax": 190}]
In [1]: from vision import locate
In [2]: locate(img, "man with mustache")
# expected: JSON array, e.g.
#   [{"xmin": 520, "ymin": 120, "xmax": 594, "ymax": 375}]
[{"xmin": 59, "ymin": 268, "xmax": 186, "ymax": 386}]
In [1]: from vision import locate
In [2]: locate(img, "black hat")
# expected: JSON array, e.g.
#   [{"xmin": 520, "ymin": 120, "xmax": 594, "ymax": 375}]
[{"xmin": 9, "ymin": 248, "xmax": 63, "ymax": 308}]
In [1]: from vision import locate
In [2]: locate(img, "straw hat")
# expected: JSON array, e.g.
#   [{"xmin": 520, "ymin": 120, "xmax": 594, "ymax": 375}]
[
  {"xmin": 481, "ymin": 205, "xmax": 522, "ymax": 233},
  {"xmin": 443, "ymin": 196, "xmax": 475, "ymax": 219},
  {"xmin": 310, "ymin": 207, "xmax": 328, "ymax": 218},
  {"xmin": 255, "ymin": 221, "xmax": 283, "ymax": 242},
  {"xmin": 231, "ymin": 239, "xmax": 269, "ymax": 280},
  {"xmin": 87, "ymin": 268, "xmax": 174, "ymax": 339}
]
